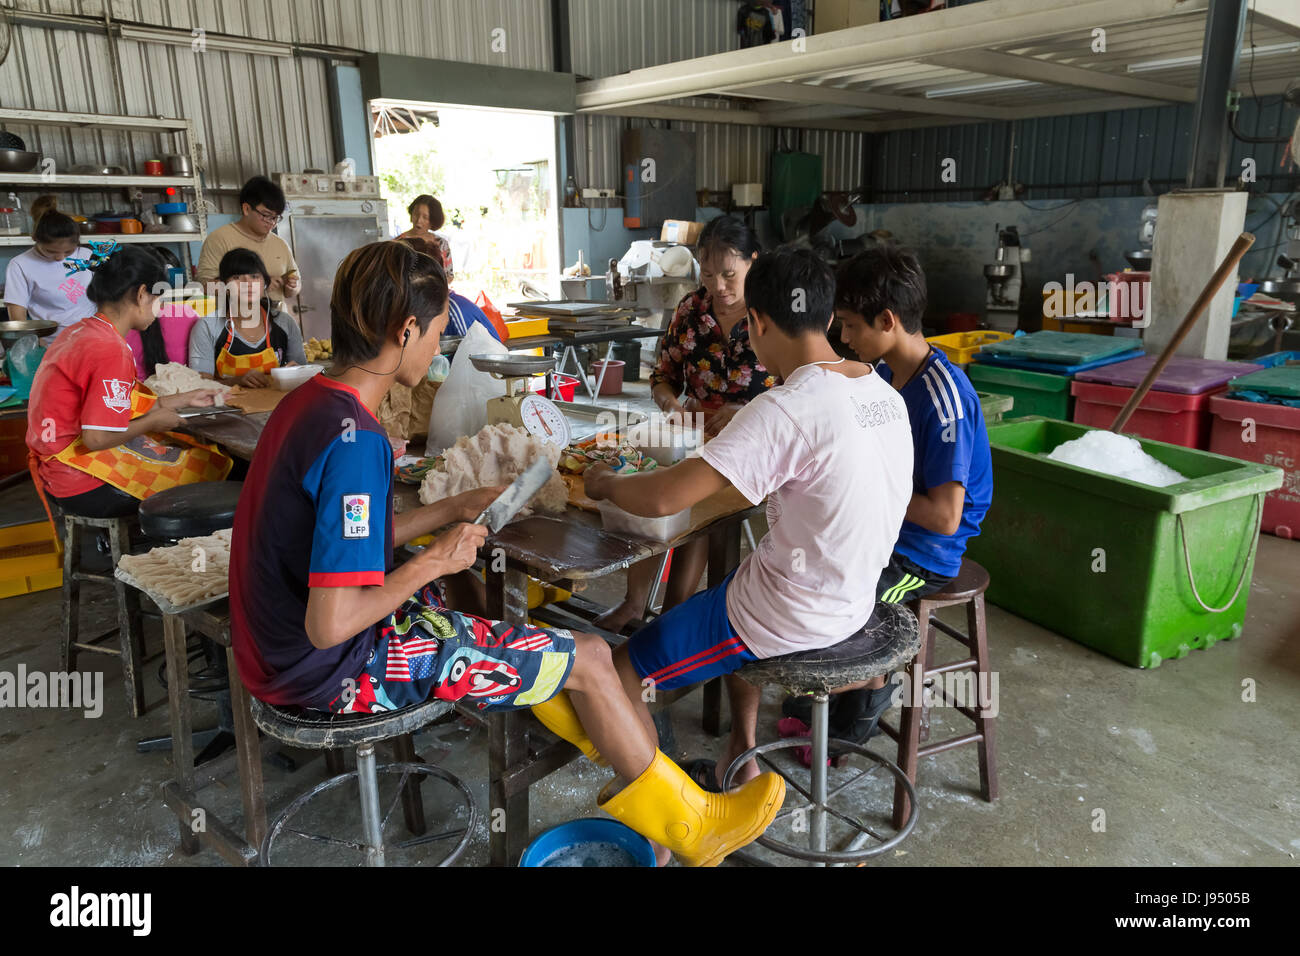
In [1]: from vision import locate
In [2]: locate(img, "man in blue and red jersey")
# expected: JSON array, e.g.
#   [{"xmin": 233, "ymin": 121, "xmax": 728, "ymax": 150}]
[{"xmin": 228, "ymin": 240, "xmax": 785, "ymax": 866}]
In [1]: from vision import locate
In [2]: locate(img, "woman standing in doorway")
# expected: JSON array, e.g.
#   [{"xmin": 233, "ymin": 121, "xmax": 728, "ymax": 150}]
[{"xmin": 399, "ymin": 194, "xmax": 453, "ymax": 280}]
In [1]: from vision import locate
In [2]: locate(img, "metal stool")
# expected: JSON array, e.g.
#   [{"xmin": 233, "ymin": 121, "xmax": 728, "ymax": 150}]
[
  {"xmin": 250, "ymin": 697, "xmax": 477, "ymax": 867},
  {"xmin": 722, "ymin": 602, "xmax": 922, "ymax": 865},
  {"xmin": 878, "ymin": 558, "xmax": 999, "ymax": 830},
  {"xmin": 60, "ymin": 514, "xmax": 148, "ymax": 717}
]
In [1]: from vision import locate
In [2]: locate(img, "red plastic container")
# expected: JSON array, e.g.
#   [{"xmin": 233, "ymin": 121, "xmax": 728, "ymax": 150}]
[
  {"xmin": 1071, "ymin": 379, "xmax": 1222, "ymax": 448},
  {"xmin": 1208, "ymin": 394, "xmax": 1300, "ymax": 539},
  {"xmin": 590, "ymin": 360, "xmax": 625, "ymax": 396},
  {"xmin": 945, "ymin": 312, "xmax": 980, "ymax": 333},
  {"xmin": 528, "ymin": 373, "xmax": 579, "ymax": 403},
  {"xmin": 1104, "ymin": 271, "xmax": 1150, "ymax": 322}
]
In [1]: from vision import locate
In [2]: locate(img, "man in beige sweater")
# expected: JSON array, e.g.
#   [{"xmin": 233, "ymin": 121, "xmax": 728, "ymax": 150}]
[{"xmin": 198, "ymin": 176, "xmax": 301, "ymax": 307}]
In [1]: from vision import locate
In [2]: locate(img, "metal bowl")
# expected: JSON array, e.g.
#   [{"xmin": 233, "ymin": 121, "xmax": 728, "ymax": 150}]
[
  {"xmin": 0, "ymin": 149, "xmax": 40, "ymax": 173},
  {"xmin": 163, "ymin": 212, "xmax": 200, "ymax": 233},
  {"xmin": 0, "ymin": 319, "xmax": 59, "ymax": 344},
  {"xmin": 1258, "ymin": 278, "xmax": 1300, "ymax": 299},
  {"xmin": 1124, "ymin": 249, "xmax": 1153, "ymax": 271},
  {"xmin": 69, "ymin": 164, "xmax": 126, "ymax": 176}
]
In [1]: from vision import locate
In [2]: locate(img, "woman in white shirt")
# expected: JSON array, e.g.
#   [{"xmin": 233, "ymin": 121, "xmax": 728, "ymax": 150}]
[{"xmin": 4, "ymin": 196, "xmax": 98, "ymax": 331}]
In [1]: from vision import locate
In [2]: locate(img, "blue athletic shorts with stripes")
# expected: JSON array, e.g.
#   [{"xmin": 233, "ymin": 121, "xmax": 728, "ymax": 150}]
[{"xmin": 626, "ymin": 570, "xmax": 758, "ymax": 692}]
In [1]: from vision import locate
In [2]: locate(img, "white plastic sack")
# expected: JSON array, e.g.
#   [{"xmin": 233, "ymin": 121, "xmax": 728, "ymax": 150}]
[{"xmin": 425, "ymin": 323, "xmax": 509, "ymax": 456}]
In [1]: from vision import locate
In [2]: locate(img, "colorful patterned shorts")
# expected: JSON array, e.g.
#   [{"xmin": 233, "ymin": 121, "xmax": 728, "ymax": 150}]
[{"xmin": 327, "ymin": 585, "xmax": 576, "ymax": 715}]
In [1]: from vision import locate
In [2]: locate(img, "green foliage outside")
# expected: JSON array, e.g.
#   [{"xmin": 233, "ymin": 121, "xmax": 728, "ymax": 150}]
[{"xmin": 373, "ymin": 108, "xmax": 558, "ymax": 307}]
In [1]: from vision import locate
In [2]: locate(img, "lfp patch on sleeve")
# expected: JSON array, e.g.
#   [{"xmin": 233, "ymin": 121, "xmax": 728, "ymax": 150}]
[{"xmin": 342, "ymin": 494, "xmax": 371, "ymax": 538}]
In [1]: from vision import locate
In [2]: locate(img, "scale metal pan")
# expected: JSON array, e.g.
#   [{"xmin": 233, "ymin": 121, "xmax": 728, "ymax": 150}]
[{"xmin": 469, "ymin": 353, "xmax": 557, "ymax": 377}]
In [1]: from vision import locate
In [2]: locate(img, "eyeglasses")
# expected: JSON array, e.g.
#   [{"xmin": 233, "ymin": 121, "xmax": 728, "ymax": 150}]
[{"xmin": 252, "ymin": 206, "xmax": 283, "ymax": 226}]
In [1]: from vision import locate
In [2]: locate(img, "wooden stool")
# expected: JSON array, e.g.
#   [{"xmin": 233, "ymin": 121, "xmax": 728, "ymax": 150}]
[
  {"xmin": 722, "ymin": 602, "xmax": 921, "ymax": 866},
  {"xmin": 251, "ymin": 697, "xmax": 478, "ymax": 867},
  {"xmin": 157, "ymin": 601, "xmax": 269, "ymax": 866},
  {"xmin": 60, "ymin": 514, "xmax": 147, "ymax": 717},
  {"xmin": 878, "ymin": 558, "xmax": 999, "ymax": 830}
]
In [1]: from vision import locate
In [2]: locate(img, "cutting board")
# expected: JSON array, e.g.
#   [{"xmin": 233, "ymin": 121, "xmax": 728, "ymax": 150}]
[
  {"xmin": 224, "ymin": 385, "xmax": 289, "ymax": 414},
  {"xmin": 981, "ymin": 331, "xmax": 1137, "ymax": 366}
]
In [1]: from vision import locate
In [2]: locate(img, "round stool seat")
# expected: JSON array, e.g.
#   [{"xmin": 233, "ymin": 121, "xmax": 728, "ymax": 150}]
[
  {"xmin": 921, "ymin": 559, "xmax": 989, "ymax": 603},
  {"xmin": 250, "ymin": 696, "xmax": 454, "ymax": 750},
  {"xmin": 736, "ymin": 602, "xmax": 920, "ymax": 695},
  {"xmin": 138, "ymin": 481, "xmax": 243, "ymax": 539}
]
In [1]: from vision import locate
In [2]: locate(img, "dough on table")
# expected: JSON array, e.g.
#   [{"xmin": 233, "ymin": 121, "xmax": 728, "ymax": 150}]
[{"xmin": 419, "ymin": 423, "xmax": 568, "ymax": 517}]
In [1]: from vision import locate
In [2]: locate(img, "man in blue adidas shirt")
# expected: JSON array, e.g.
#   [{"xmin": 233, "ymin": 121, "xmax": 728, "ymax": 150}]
[{"xmin": 781, "ymin": 246, "xmax": 993, "ymax": 755}]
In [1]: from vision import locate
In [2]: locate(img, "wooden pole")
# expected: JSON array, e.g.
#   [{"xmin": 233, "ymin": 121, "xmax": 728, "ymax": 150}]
[{"xmin": 1111, "ymin": 231, "xmax": 1255, "ymax": 433}]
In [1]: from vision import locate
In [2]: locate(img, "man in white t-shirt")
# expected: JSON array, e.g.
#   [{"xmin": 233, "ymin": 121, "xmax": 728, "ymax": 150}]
[{"xmin": 584, "ymin": 248, "xmax": 913, "ymax": 791}]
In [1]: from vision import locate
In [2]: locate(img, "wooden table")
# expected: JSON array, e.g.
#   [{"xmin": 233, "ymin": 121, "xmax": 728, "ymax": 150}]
[{"xmin": 181, "ymin": 410, "xmax": 270, "ymax": 461}]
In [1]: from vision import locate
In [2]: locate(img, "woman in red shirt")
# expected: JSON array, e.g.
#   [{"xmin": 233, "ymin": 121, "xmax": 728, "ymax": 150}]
[{"xmin": 26, "ymin": 246, "xmax": 227, "ymax": 518}]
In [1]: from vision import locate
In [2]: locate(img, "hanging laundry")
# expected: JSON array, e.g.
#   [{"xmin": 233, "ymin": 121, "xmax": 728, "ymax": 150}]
[{"xmin": 737, "ymin": 1, "xmax": 775, "ymax": 48}]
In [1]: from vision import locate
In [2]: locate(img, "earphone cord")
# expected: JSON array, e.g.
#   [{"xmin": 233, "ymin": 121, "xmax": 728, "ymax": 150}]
[{"xmin": 328, "ymin": 337, "xmax": 408, "ymax": 377}]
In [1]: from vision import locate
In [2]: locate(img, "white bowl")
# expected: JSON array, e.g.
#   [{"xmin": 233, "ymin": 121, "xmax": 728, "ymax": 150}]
[{"xmin": 271, "ymin": 364, "xmax": 323, "ymax": 391}]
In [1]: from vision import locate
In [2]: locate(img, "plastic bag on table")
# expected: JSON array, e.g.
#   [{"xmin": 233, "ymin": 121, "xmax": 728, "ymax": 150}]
[
  {"xmin": 425, "ymin": 322, "xmax": 509, "ymax": 456},
  {"xmin": 6, "ymin": 334, "xmax": 48, "ymax": 399},
  {"xmin": 475, "ymin": 291, "xmax": 510, "ymax": 342}
]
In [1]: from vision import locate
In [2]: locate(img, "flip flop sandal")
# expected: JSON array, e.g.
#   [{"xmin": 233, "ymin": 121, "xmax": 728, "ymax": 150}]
[
  {"xmin": 778, "ymin": 716, "xmax": 811, "ymax": 739},
  {"xmin": 680, "ymin": 757, "xmax": 724, "ymax": 794}
]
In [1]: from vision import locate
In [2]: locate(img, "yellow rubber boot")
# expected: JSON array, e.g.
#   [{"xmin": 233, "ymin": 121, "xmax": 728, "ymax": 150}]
[
  {"xmin": 598, "ymin": 750, "xmax": 785, "ymax": 867},
  {"xmin": 530, "ymin": 692, "xmax": 607, "ymax": 766}
]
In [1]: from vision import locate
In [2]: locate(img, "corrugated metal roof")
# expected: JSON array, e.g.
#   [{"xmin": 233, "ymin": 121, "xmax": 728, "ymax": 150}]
[{"xmin": 869, "ymin": 96, "xmax": 1298, "ymax": 202}]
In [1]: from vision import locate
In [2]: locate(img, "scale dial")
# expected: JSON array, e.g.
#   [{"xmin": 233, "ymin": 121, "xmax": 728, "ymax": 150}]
[{"xmin": 518, "ymin": 393, "xmax": 571, "ymax": 447}]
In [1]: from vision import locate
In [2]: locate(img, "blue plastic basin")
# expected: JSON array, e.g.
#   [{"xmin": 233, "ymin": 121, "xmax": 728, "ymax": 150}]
[{"xmin": 518, "ymin": 818, "xmax": 656, "ymax": 868}]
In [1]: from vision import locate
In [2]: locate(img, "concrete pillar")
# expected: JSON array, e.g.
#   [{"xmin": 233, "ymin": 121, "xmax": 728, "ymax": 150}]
[{"xmin": 1146, "ymin": 190, "xmax": 1248, "ymax": 360}]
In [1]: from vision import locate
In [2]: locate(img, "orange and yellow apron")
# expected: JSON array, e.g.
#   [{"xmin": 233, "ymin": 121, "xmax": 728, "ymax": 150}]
[
  {"xmin": 215, "ymin": 318, "xmax": 279, "ymax": 379},
  {"xmin": 40, "ymin": 383, "xmax": 232, "ymax": 502}
]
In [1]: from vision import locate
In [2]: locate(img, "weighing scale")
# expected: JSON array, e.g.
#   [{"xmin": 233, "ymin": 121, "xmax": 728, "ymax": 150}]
[
  {"xmin": 0, "ymin": 319, "xmax": 58, "ymax": 401},
  {"xmin": 469, "ymin": 353, "xmax": 572, "ymax": 448}
]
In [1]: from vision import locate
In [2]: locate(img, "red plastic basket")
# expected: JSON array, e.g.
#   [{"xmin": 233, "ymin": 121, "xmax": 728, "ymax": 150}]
[
  {"xmin": 1209, "ymin": 394, "xmax": 1300, "ymax": 539},
  {"xmin": 1070, "ymin": 379, "xmax": 1220, "ymax": 449}
]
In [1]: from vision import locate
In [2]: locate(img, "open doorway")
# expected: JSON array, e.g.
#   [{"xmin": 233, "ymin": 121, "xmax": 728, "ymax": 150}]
[{"xmin": 370, "ymin": 101, "xmax": 559, "ymax": 309}]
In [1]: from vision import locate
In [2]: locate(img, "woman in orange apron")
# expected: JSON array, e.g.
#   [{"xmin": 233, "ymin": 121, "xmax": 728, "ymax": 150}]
[
  {"xmin": 25, "ymin": 246, "xmax": 232, "ymax": 519},
  {"xmin": 186, "ymin": 248, "xmax": 306, "ymax": 388}
]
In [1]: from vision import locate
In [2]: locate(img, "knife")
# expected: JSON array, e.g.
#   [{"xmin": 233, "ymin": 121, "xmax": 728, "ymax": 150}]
[
  {"xmin": 175, "ymin": 405, "xmax": 245, "ymax": 419},
  {"xmin": 473, "ymin": 456, "xmax": 554, "ymax": 532}
]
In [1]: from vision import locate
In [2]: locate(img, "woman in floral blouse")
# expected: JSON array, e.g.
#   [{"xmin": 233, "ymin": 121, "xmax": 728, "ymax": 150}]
[{"xmin": 598, "ymin": 215, "xmax": 779, "ymax": 635}]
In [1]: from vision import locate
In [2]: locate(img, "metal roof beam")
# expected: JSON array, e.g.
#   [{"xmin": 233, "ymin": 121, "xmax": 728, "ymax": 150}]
[
  {"xmin": 736, "ymin": 81, "xmax": 1018, "ymax": 120},
  {"xmin": 926, "ymin": 50, "xmax": 1195, "ymax": 102},
  {"xmin": 574, "ymin": 0, "xmax": 1201, "ymax": 111}
]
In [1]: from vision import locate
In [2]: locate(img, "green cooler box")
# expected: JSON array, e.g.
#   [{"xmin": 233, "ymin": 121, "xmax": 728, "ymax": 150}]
[
  {"xmin": 967, "ymin": 418, "xmax": 1282, "ymax": 668},
  {"xmin": 967, "ymin": 364, "xmax": 1072, "ymax": 420}
]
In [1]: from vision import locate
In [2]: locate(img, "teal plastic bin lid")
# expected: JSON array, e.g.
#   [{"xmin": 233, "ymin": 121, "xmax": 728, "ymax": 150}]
[
  {"xmin": 981, "ymin": 331, "xmax": 1139, "ymax": 366},
  {"xmin": 1227, "ymin": 365, "xmax": 1300, "ymax": 398}
]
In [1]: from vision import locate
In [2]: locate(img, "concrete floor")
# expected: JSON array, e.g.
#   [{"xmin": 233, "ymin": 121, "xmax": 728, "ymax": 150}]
[{"xmin": 2, "ymin": 377, "xmax": 1298, "ymax": 867}]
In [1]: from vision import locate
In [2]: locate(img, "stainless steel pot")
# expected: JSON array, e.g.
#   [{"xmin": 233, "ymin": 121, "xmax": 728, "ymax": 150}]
[{"xmin": 164, "ymin": 153, "xmax": 193, "ymax": 177}]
